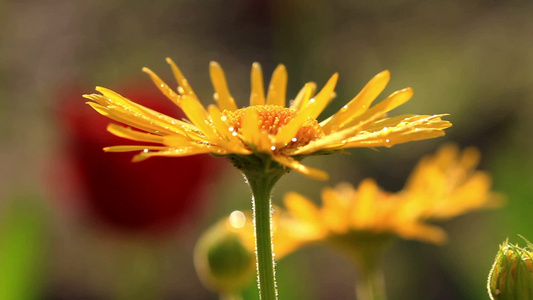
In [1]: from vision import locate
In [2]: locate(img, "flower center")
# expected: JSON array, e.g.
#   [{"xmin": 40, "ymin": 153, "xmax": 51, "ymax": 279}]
[{"xmin": 223, "ymin": 105, "xmax": 324, "ymax": 152}]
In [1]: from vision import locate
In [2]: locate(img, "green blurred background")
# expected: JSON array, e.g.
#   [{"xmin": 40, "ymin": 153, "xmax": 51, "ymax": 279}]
[{"xmin": 1, "ymin": 0, "xmax": 532, "ymax": 299}]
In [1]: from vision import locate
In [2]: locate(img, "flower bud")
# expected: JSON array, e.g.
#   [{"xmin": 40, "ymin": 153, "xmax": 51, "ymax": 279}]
[
  {"xmin": 194, "ymin": 211, "xmax": 255, "ymax": 294},
  {"xmin": 488, "ymin": 238, "xmax": 533, "ymax": 299}
]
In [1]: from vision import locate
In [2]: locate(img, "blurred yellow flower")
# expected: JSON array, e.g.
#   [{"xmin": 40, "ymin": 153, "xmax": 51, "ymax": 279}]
[
  {"xmin": 221, "ymin": 209, "xmax": 302, "ymax": 259},
  {"xmin": 283, "ymin": 144, "xmax": 502, "ymax": 246},
  {"xmin": 84, "ymin": 58, "xmax": 451, "ymax": 180},
  {"xmin": 402, "ymin": 144, "xmax": 501, "ymax": 221}
]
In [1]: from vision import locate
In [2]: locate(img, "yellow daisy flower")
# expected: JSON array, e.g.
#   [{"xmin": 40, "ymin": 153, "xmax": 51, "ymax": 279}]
[
  {"xmin": 84, "ymin": 58, "xmax": 451, "ymax": 180},
  {"xmin": 283, "ymin": 145, "xmax": 501, "ymax": 246},
  {"xmin": 401, "ymin": 144, "xmax": 502, "ymax": 220}
]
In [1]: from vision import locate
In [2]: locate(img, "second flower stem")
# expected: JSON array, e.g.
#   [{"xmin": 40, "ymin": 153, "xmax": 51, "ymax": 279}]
[{"xmin": 355, "ymin": 267, "xmax": 387, "ymax": 300}]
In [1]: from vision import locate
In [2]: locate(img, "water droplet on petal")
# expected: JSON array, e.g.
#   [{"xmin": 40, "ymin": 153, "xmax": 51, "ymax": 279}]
[
  {"xmin": 291, "ymin": 137, "xmax": 297, "ymax": 142},
  {"xmin": 271, "ymin": 146, "xmax": 276, "ymax": 151}
]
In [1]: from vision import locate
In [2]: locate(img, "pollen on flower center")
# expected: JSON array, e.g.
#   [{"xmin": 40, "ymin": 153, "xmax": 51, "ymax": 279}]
[{"xmin": 223, "ymin": 105, "xmax": 324, "ymax": 150}]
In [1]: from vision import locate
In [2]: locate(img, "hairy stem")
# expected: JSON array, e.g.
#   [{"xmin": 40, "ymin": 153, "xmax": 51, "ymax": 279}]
[{"xmin": 244, "ymin": 171, "xmax": 283, "ymax": 300}]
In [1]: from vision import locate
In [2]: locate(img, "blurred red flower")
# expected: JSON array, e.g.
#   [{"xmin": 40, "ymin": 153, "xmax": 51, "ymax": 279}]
[{"xmin": 53, "ymin": 82, "xmax": 222, "ymax": 234}]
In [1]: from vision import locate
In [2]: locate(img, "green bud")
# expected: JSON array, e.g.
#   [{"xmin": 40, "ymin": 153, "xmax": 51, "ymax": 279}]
[
  {"xmin": 194, "ymin": 212, "xmax": 256, "ymax": 294},
  {"xmin": 488, "ymin": 237, "xmax": 533, "ymax": 300}
]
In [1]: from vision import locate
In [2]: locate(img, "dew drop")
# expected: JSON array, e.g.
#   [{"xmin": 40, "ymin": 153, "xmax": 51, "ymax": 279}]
[
  {"xmin": 291, "ymin": 137, "xmax": 298, "ymax": 142},
  {"xmin": 160, "ymin": 84, "xmax": 165, "ymax": 87},
  {"xmin": 221, "ymin": 115, "xmax": 227, "ymax": 122},
  {"xmin": 229, "ymin": 210, "xmax": 246, "ymax": 229},
  {"xmin": 228, "ymin": 126, "xmax": 235, "ymax": 132},
  {"xmin": 271, "ymin": 146, "xmax": 276, "ymax": 151},
  {"xmin": 309, "ymin": 98, "xmax": 316, "ymax": 103},
  {"xmin": 232, "ymin": 132, "xmax": 238, "ymax": 136},
  {"xmin": 143, "ymin": 149, "xmax": 149, "ymax": 153}
]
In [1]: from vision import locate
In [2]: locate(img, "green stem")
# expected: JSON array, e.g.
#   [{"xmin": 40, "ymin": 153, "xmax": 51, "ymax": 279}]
[
  {"xmin": 355, "ymin": 267, "xmax": 386, "ymax": 300},
  {"xmin": 243, "ymin": 171, "xmax": 283, "ymax": 300},
  {"xmin": 327, "ymin": 232, "xmax": 392, "ymax": 300}
]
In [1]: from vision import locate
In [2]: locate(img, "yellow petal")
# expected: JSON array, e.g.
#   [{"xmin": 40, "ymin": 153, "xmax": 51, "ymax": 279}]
[
  {"xmin": 97, "ymin": 104, "xmax": 178, "ymax": 135},
  {"xmin": 163, "ymin": 135, "xmax": 196, "ymax": 148},
  {"xmin": 350, "ymin": 178, "xmax": 378, "ymax": 228},
  {"xmin": 166, "ymin": 57, "xmax": 197, "ymax": 97},
  {"xmin": 179, "ymin": 95, "xmax": 219, "ymax": 141},
  {"xmin": 460, "ymin": 147, "xmax": 481, "ymax": 170},
  {"xmin": 273, "ymin": 84, "xmax": 314, "ymax": 146},
  {"xmin": 132, "ymin": 147, "xmax": 218, "ymax": 162},
  {"xmin": 85, "ymin": 101, "xmax": 110, "ymax": 116},
  {"xmin": 300, "ymin": 73, "xmax": 338, "ymax": 120},
  {"xmin": 321, "ymin": 187, "xmax": 350, "ymax": 233},
  {"xmin": 283, "ymin": 192, "xmax": 321, "ymax": 223},
  {"xmin": 86, "ymin": 91, "xmax": 187, "ymax": 135},
  {"xmin": 349, "ymin": 88, "xmax": 413, "ymax": 127},
  {"xmin": 273, "ymin": 75, "xmax": 337, "ymax": 150},
  {"xmin": 291, "ymin": 82, "xmax": 316, "ymax": 110},
  {"xmin": 345, "ymin": 129, "xmax": 446, "ymax": 148},
  {"xmin": 209, "ymin": 61, "xmax": 238, "ymax": 111},
  {"xmin": 86, "ymin": 101, "xmax": 176, "ymax": 135},
  {"xmin": 360, "ymin": 114, "xmax": 416, "ymax": 131},
  {"xmin": 294, "ymin": 112, "xmax": 386, "ymax": 155},
  {"xmin": 94, "ymin": 87, "xmax": 133, "ymax": 107},
  {"xmin": 240, "ymin": 108, "xmax": 268, "ymax": 152},
  {"xmin": 104, "ymin": 145, "xmax": 170, "ymax": 152},
  {"xmin": 142, "ymin": 67, "xmax": 182, "ymax": 107},
  {"xmin": 107, "ymin": 124, "xmax": 165, "ymax": 143},
  {"xmin": 266, "ymin": 64, "xmax": 288, "ymax": 107},
  {"xmin": 272, "ymin": 156, "xmax": 329, "ymax": 180},
  {"xmin": 250, "ymin": 62, "xmax": 266, "ymax": 106},
  {"xmin": 396, "ymin": 223, "xmax": 447, "ymax": 245},
  {"xmin": 322, "ymin": 70, "xmax": 390, "ymax": 133}
]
